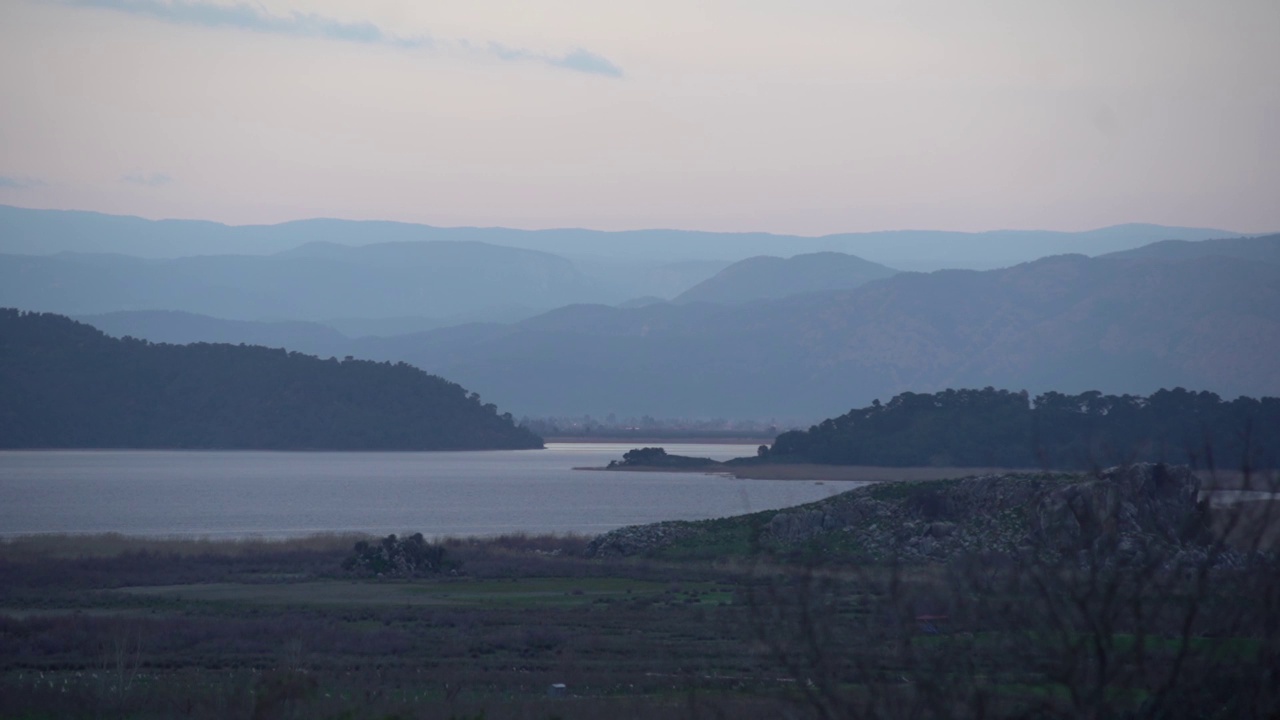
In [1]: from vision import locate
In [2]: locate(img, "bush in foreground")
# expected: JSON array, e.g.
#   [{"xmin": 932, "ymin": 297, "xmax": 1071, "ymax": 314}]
[{"xmin": 341, "ymin": 533, "xmax": 457, "ymax": 577}]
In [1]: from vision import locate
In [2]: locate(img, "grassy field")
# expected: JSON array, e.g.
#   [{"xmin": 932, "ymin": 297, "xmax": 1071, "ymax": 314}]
[
  {"xmin": 113, "ymin": 576, "xmax": 735, "ymax": 608},
  {"xmin": 2, "ymin": 479, "xmax": 1277, "ymax": 719},
  {"xmin": 0, "ymin": 532, "xmax": 797, "ymax": 719}
]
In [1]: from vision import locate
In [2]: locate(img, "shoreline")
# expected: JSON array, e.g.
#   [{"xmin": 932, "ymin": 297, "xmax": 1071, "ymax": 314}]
[
  {"xmin": 546, "ymin": 436, "xmax": 770, "ymax": 445},
  {"xmin": 579, "ymin": 463, "xmax": 1279, "ymax": 488}
]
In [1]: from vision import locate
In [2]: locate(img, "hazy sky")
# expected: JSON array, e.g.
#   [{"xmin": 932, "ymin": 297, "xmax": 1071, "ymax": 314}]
[{"xmin": 1, "ymin": 0, "xmax": 1277, "ymax": 234}]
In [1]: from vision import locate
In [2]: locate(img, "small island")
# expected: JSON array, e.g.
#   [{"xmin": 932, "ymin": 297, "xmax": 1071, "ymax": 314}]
[
  {"xmin": 605, "ymin": 446, "xmax": 721, "ymax": 469},
  {"xmin": 592, "ymin": 445, "xmax": 1027, "ymax": 482}
]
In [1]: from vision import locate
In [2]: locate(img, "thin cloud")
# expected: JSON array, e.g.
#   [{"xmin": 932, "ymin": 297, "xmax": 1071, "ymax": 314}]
[
  {"xmin": 0, "ymin": 175, "xmax": 45, "ymax": 189},
  {"xmin": 122, "ymin": 172, "xmax": 173, "ymax": 187},
  {"xmin": 64, "ymin": 0, "xmax": 427, "ymax": 47},
  {"xmin": 549, "ymin": 49, "xmax": 622, "ymax": 78},
  {"xmin": 491, "ymin": 44, "xmax": 623, "ymax": 78},
  {"xmin": 63, "ymin": 0, "xmax": 622, "ymax": 77}
]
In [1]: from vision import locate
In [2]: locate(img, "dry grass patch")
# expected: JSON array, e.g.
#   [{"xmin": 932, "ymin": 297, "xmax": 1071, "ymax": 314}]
[
  {"xmin": 0, "ymin": 532, "xmax": 367, "ymax": 560},
  {"xmin": 113, "ymin": 577, "xmax": 718, "ymax": 608}
]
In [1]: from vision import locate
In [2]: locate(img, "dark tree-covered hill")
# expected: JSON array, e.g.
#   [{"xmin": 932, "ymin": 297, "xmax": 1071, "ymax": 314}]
[
  {"xmin": 0, "ymin": 309, "xmax": 543, "ymax": 450},
  {"xmin": 762, "ymin": 387, "xmax": 1279, "ymax": 470}
]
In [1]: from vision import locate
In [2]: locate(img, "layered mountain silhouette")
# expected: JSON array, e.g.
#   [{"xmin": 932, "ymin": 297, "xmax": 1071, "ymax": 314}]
[
  {"xmin": 0, "ymin": 241, "xmax": 610, "ymax": 322},
  {"xmin": 348, "ymin": 246, "xmax": 1280, "ymax": 419},
  {"xmin": 1, "ymin": 204, "xmax": 1240, "ymax": 270},
  {"xmin": 41, "ymin": 227, "xmax": 1280, "ymax": 421}
]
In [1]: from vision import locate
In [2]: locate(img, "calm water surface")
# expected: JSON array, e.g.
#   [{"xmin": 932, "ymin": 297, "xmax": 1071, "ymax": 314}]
[{"xmin": 0, "ymin": 444, "xmax": 863, "ymax": 539}]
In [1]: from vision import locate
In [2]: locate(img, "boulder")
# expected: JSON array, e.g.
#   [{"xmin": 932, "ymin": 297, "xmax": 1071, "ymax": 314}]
[{"xmin": 1033, "ymin": 463, "xmax": 1205, "ymax": 553}]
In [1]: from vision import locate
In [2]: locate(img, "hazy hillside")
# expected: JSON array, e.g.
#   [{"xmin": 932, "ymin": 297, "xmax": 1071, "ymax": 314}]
[
  {"xmin": 575, "ymin": 258, "xmax": 734, "ymax": 301},
  {"xmin": 0, "ymin": 309, "xmax": 542, "ymax": 450},
  {"xmin": 674, "ymin": 252, "xmax": 898, "ymax": 304},
  {"xmin": 354, "ymin": 251, "xmax": 1280, "ymax": 419},
  {"xmin": 77, "ymin": 310, "xmax": 351, "ymax": 357},
  {"xmin": 0, "ymin": 205, "xmax": 263, "ymax": 256},
  {"xmin": 1102, "ymin": 232, "xmax": 1280, "ymax": 264},
  {"xmin": 0, "ymin": 204, "xmax": 1240, "ymax": 271},
  {"xmin": 79, "ymin": 309, "xmax": 542, "ymax": 345},
  {"xmin": 0, "ymin": 241, "xmax": 615, "ymax": 321},
  {"xmin": 321, "ymin": 312, "xmax": 531, "ymax": 338}
]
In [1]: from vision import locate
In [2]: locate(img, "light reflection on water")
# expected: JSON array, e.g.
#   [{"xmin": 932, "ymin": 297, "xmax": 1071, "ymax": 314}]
[{"xmin": 0, "ymin": 444, "xmax": 863, "ymax": 539}]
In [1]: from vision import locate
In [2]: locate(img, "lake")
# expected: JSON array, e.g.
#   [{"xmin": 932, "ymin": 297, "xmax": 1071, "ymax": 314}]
[{"xmin": 0, "ymin": 443, "xmax": 863, "ymax": 539}]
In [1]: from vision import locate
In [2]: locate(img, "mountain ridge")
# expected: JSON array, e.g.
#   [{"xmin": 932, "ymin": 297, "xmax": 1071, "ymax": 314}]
[
  {"xmin": 1101, "ymin": 233, "xmax": 1280, "ymax": 264},
  {"xmin": 351, "ymin": 249, "xmax": 1280, "ymax": 419},
  {"xmin": 49, "ymin": 233, "xmax": 1280, "ymax": 421},
  {"xmin": 0, "ymin": 204, "xmax": 1247, "ymax": 271},
  {"xmin": 0, "ymin": 241, "xmax": 612, "ymax": 322},
  {"xmin": 674, "ymin": 251, "xmax": 899, "ymax": 305}
]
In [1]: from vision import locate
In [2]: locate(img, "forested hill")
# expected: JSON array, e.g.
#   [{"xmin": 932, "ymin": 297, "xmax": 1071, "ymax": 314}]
[
  {"xmin": 0, "ymin": 309, "xmax": 543, "ymax": 450},
  {"xmin": 761, "ymin": 387, "xmax": 1279, "ymax": 470}
]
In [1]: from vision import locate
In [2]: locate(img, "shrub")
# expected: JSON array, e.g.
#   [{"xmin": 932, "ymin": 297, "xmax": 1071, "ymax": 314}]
[{"xmin": 341, "ymin": 534, "xmax": 457, "ymax": 577}]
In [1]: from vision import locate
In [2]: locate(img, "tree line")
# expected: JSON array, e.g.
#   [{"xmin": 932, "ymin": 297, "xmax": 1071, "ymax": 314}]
[
  {"xmin": 0, "ymin": 309, "xmax": 543, "ymax": 450},
  {"xmin": 763, "ymin": 387, "xmax": 1279, "ymax": 470}
]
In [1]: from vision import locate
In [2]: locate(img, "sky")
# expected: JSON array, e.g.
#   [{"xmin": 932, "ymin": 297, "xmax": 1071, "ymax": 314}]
[{"xmin": 1, "ymin": 0, "xmax": 1278, "ymax": 235}]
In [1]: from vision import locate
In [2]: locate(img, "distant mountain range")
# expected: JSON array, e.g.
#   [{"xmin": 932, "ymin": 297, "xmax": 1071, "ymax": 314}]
[
  {"xmin": 348, "ymin": 238, "xmax": 1280, "ymax": 419},
  {"xmin": 0, "ymin": 241, "xmax": 612, "ymax": 322},
  {"xmin": 2, "ymin": 204, "xmax": 1258, "ymax": 331},
  {"xmin": 0, "ymin": 204, "xmax": 1244, "ymax": 270},
  {"xmin": 75, "ymin": 234, "xmax": 1279, "ymax": 421},
  {"xmin": 13, "ymin": 202, "xmax": 1275, "ymax": 422}
]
